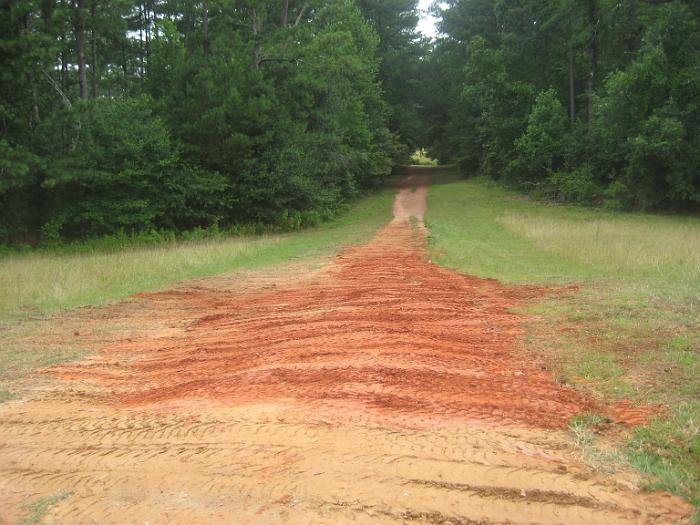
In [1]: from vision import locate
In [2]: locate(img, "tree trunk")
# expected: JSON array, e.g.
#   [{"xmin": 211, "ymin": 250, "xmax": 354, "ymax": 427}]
[
  {"xmin": 139, "ymin": 2, "xmax": 144, "ymax": 79},
  {"xmin": 121, "ymin": 40, "xmax": 128, "ymax": 84},
  {"xmin": 627, "ymin": 0, "xmax": 639, "ymax": 53},
  {"xmin": 144, "ymin": 0, "xmax": 150, "ymax": 66},
  {"xmin": 75, "ymin": 0, "xmax": 88, "ymax": 99},
  {"xmin": 252, "ymin": 9, "xmax": 262, "ymax": 69},
  {"xmin": 60, "ymin": 39, "xmax": 68, "ymax": 90},
  {"xmin": 90, "ymin": 0, "xmax": 97, "ymax": 98},
  {"xmin": 568, "ymin": 47, "xmax": 575, "ymax": 126},
  {"xmin": 203, "ymin": 0, "xmax": 209, "ymax": 61},
  {"xmin": 41, "ymin": 0, "xmax": 55, "ymax": 29},
  {"xmin": 151, "ymin": 0, "xmax": 158, "ymax": 39},
  {"xmin": 282, "ymin": 0, "xmax": 289, "ymax": 27},
  {"xmin": 586, "ymin": 0, "xmax": 598, "ymax": 129}
]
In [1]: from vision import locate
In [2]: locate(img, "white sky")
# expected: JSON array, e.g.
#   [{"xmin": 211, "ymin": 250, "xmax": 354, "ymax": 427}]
[{"xmin": 417, "ymin": 0, "xmax": 439, "ymax": 39}]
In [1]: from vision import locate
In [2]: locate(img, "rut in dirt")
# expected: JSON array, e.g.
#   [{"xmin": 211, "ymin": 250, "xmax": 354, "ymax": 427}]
[
  {"xmin": 2, "ymin": 170, "xmax": 693, "ymax": 525},
  {"xmin": 55, "ymin": 173, "xmax": 645, "ymax": 429}
]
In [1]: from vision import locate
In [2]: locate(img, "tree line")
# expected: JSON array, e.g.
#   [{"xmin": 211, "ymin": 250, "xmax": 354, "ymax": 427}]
[
  {"xmin": 3, "ymin": 1, "xmax": 697, "ymax": 245},
  {"xmin": 424, "ymin": 0, "xmax": 699, "ymax": 210},
  {"xmin": 0, "ymin": 1, "xmax": 425, "ymax": 244}
]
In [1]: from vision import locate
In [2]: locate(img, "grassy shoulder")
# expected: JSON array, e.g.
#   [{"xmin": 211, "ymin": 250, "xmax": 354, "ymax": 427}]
[
  {"xmin": 0, "ymin": 188, "xmax": 395, "ymax": 318},
  {"xmin": 426, "ymin": 171, "xmax": 699, "ymax": 514}
]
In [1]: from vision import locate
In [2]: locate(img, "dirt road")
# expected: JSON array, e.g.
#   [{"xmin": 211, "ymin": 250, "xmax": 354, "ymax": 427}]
[{"xmin": 0, "ymin": 173, "xmax": 692, "ymax": 524}]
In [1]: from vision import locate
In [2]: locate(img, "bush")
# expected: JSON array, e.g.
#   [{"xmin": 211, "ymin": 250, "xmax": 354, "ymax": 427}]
[
  {"xmin": 36, "ymin": 96, "xmax": 226, "ymax": 240},
  {"xmin": 548, "ymin": 165, "xmax": 602, "ymax": 205},
  {"xmin": 513, "ymin": 88, "xmax": 570, "ymax": 184}
]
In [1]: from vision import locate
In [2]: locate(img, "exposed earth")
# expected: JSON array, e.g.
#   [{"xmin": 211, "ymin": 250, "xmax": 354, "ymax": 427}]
[{"xmin": 0, "ymin": 173, "xmax": 693, "ymax": 524}]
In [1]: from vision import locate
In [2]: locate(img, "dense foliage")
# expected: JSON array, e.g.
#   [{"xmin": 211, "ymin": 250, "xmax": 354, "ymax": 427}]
[
  {"xmin": 425, "ymin": 0, "xmax": 700, "ymax": 210},
  {"xmin": 4, "ymin": 1, "xmax": 697, "ymax": 245},
  {"xmin": 0, "ymin": 0, "xmax": 424, "ymax": 243}
]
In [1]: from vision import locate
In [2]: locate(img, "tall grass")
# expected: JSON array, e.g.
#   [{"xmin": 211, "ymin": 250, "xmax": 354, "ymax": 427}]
[
  {"xmin": 427, "ymin": 174, "xmax": 700, "ymax": 301},
  {"xmin": 1, "ymin": 237, "xmax": 265, "ymax": 315},
  {"xmin": 0, "ymin": 188, "xmax": 394, "ymax": 317},
  {"xmin": 499, "ymin": 212, "xmax": 700, "ymax": 301}
]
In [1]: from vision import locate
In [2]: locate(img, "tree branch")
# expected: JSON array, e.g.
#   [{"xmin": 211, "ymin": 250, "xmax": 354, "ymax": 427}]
[
  {"xmin": 294, "ymin": 3, "xmax": 308, "ymax": 27},
  {"xmin": 44, "ymin": 71, "xmax": 72, "ymax": 110}
]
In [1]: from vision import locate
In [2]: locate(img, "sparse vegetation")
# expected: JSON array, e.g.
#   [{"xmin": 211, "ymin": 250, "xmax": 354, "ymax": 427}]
[
  {"xmin": 20, "ymin": 491, "xmax": 72, "ymax": 524},
  {"xmin": 568, "ymin": 412, "xmax": 623, "ymax": 474},
  {"xmin": 0, "ymin": 384, "xmax": 13, "ymax": 403}
]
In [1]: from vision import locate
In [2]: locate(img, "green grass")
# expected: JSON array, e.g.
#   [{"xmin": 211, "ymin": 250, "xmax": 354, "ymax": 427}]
[
  {"xmin": 0, "ymin": 383, "xmax": 13, "ymax": 402},
  {"xmin": 628, "ymin": 402, "xmax": 700, "ymax": 510},
  {"xmin": 568, "ymin": 412, "xmax": 623, "ymax": 474},
  {"xmin": 426, "ymin": 171, "xmax": 700, "ymax": 513},
  {"xmin": 20, "ymin": 491, "xmax": 72, "ymax": 524},
  {"xmin": 0, "ymin": 188, "xmax": 394, "ymax": 318},
  {"xmin": 427, "ymin": 173, "xmax": 700, "ymax": 294}
]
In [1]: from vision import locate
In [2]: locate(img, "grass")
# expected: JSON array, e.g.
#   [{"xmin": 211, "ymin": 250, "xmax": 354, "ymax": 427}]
[
  {"xmin": 20, "ymin": 491, "xmax": 72, "ymax": 524},
  {"xmin": 0, "ymin": 187, "xmax": 394, "ymax": 318},
  {"xmin": 568, "ymin": 412, "xmax": 623, "ymax": 474},
  {"xmin": 0, "ymin": 384, "xmax": 13, "ymax": 402},
  {"xmin": 426, "ymin": 171, "xmax": 700, "ymax": 514}
]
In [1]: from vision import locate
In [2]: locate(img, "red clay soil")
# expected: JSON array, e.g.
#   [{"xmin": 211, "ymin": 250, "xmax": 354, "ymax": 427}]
[{"xmin": 53, "ymin": 174, "xmax": 646, "ymax": 430}]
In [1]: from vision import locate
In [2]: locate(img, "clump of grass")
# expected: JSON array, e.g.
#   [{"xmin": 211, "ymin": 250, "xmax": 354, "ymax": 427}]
[
  {"xmin": 0, "ymin": 383, "xmax": 14, "ymax": 403},
  {"xmin": 569, "ymin": 412, "xmax": 623, "ymax": 474},
  {"xmin": 21, "ymin": 491, "xmax": 72, "ymax": 524},
  {"xmin": 571, "ymin": 351, "xmax": 638, "ymax": 398},
  {"xmin": 627, "ymin": 402, "xmax": 700, "ymax": 515},
  {"xmin": 576, "ymin": 352, "xmax": 624, "ymax": 382}
]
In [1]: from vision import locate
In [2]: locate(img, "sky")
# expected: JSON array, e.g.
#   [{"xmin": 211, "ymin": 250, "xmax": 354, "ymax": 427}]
[{"xmin": 417, "ymin": 0, "xmax": 439, "ymax": 39}]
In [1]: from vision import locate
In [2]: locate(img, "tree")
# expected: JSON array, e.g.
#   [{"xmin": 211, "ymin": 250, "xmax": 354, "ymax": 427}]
[
  {"xmin": 424, "ymin": 0, "xmax": 700, "ymax": 210},
  {"xmin": 0, "ymin": 0, "xmax": 399, "ymax": 243},
  {"xmin": 74, "ymin": 0, "xmax": 88, "ymax": 99},
  {"xmin": 356, "ymin": 0, "xmax": 426, "ymax": 150}
]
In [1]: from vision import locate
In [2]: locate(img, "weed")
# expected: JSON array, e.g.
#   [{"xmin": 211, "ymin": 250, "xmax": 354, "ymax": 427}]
[
  {"xmin": 568, "ymin": 413, "xmax": 623, "ymax": 474},
  {"xmin": 0, "ymin": 383, "xmax": 13, "ymax": 403},
  {"xmin": 20, "ymin": 491, "xmax": 72, "ymax": 524}
]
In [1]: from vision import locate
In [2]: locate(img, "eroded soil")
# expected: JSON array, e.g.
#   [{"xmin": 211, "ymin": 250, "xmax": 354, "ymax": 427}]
[{"xmin": 0, "ymin": 173, "xmax": 693, "ymax": 524}]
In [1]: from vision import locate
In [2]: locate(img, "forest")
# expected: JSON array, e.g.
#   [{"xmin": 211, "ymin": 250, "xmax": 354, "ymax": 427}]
[
  {"xmin": 1, "ymin": 0, "xmax": 698, "ymax": 245},
  {"xmin": 425, "ymin": 0, "xmax": 700, "ymax": 211}
]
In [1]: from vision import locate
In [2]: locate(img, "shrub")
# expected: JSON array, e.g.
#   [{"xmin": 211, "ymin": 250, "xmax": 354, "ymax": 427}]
[
  {"xmin": 36, "ymin": 96, "xmax": 226, "ymax": 240},
  {"xmin": 548, "ymin": 165, "xmax": 602, "ymax": 205},
  {"xmin": 513, "ymin": 88, "xmax": 570, "ymax": 184}
]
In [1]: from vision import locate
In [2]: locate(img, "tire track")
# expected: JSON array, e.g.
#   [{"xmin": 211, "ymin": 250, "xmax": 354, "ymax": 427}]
[{"xmin": 0, "ymin": 172, "xmax": 692, "ymax": 523}]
